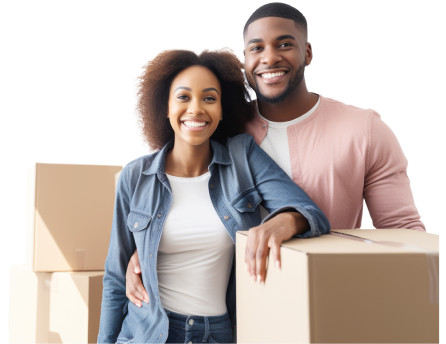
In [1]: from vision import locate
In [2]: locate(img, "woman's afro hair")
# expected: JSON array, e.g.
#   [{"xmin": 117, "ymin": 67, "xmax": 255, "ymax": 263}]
[{"xmin": 131, "ymin": 47, "xmax": 255, "ymax": 153}]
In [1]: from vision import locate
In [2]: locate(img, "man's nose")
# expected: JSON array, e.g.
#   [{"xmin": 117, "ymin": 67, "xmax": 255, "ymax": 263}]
[{"xmin": 260, "ymin": 46, "xmax": 282, "ymax": 66}]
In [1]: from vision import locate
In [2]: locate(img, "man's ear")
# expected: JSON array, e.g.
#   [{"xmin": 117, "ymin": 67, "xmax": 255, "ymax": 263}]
[{"xmin": 305, "ymin": 42, "xmax": 313, "ymax": 66}]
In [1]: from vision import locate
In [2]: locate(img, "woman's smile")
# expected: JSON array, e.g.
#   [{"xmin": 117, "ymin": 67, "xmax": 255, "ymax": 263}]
[{"xmin": 181, "ymin": 119, "xmax": 210, "ymax": 131}]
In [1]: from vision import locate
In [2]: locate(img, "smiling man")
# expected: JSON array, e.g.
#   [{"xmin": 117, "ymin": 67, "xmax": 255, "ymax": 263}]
[{"xmin": 124, "ymin": 2, "xmax": 425, "ymax": 313}]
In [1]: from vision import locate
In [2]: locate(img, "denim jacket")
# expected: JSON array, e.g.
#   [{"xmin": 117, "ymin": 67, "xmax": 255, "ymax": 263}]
[{"xmin": 98, "ymin": 134, "xmax": 330, "ymax": 343}]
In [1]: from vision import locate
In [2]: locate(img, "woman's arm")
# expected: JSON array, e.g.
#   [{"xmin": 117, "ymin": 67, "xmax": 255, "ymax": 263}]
[
  {"xmin": 98, "ymin": 167, "xmax": 136, "ymax": 343},
  {"xmin": 243, "ymin": 135, "xmax": 331, "ymax": 283}
]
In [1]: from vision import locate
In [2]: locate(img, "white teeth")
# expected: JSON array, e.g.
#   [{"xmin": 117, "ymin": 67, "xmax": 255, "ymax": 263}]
[
  {"xmin": 260, "ymin": 71, "xmax": 286, "ymax": 79},
  {"xmin": 184, "ymin": 121, "xmax": 207, "ymax": 128}
]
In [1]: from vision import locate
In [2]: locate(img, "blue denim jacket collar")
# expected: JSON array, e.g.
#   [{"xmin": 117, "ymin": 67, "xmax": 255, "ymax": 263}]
[{"xmin": 142, "ymin": 139, "xmax": 233, "ymax": 177}]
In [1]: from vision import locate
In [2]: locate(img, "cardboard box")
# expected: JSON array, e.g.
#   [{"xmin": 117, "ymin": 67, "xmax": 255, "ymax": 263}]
[
  {"xmin": 27, "ymin": 163, "xmax": 122, "ymax": 272},
  {"xmin": 9, "ymin": 265, "xmax": 104, "ymax": 343},
  {"xmin": 236, "ymin": 229, "xmax": 439, "ymax": 343}
]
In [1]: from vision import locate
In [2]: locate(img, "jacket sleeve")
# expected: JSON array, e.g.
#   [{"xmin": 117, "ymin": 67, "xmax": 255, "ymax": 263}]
[
  {"xmin": 98, "ymin": 167, "xmax": 136, "ymax": 343},
  {"xmin": 364, "ymin": 113, "xmax": 425, "ymax": 231},
  {"xmin": 245, "ymin": 135, "xmax": 331, "ymax": 238}
]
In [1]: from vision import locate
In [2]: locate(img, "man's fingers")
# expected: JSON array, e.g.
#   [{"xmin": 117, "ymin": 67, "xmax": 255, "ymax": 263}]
[
  {"xmin": 134, "ymin": 276, "xmax": 149, "ymax": 303},
  {"xmin": 126, "ymin": 248, "xmax": 149, "ymax": 305},
  {"xmin": 130, "ymin": 249, "xmax": 141, "ymax": 274}
]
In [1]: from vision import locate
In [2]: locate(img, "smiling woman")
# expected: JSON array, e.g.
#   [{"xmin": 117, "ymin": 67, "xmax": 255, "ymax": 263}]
[
  {"xmin": 97, "ymin": 48, "xmax": 330, "ymax": 344},
  {"xmin": 136, "ymin": 49, "xmax": 254, "ymax": 151}
]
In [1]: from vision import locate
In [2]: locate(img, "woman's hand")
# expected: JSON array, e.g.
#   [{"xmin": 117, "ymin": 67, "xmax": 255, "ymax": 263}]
[
  {"xmin": 245, "ymin": 211, "xmax": 309, "ymax": 284},
  {"xmin": 126, "ymin": 249, "xmax": 150, "ymax": 307}
]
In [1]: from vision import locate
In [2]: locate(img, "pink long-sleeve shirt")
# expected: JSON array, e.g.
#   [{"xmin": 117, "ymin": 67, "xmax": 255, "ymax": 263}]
[{"xmin": 245, "ymin": 95, "xmax": 425, "ymax": 231}]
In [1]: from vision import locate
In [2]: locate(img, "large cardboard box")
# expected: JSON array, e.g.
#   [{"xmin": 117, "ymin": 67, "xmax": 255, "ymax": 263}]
[
  {"xmin": 236, "ymin": 229, "xmax": 439, "ymax": 343},
  {"xmin": 9, "ymin": 265, "xmax": 104, "ymax": 343},
  {"xmin": 27, "ymin": 163, "xmax": 122, "ymax": 271}
]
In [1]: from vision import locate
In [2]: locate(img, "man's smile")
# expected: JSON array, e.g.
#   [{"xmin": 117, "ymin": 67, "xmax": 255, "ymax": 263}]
[{"xmin": 256, "ymin": 68, "xmax": 290, "ymax": 84}]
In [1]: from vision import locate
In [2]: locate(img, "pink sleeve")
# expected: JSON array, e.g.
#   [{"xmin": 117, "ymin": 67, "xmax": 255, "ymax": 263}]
[{"xmin": 364, "ymin": 113, "xmax": 425, "ymax": 231}]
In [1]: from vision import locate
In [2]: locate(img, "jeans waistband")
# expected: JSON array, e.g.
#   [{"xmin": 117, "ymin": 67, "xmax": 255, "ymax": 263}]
[{"xmin": 165, "ymin": 309, "xmax": 231, "ymax": 331}]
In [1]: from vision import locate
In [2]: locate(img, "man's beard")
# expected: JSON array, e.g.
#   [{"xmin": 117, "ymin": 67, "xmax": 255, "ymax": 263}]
[{"xmin": 249, "ymin": 62, "xmax": 305, "ymax": 104}]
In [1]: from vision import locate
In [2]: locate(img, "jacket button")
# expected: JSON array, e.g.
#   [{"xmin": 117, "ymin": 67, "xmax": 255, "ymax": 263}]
[
  {"xmin": 210, "ymin": 184, "xmax": 214, "ymax": 189},
  {"xmin": 150, "ymin": 254, "xmax": 152, "ymax": 258},
  {"xmin": 224, "ymin": 216, "xmax": 229, "ymax": 220},
  {"xmin": 247, "ymin": 203, "xmax": 252, "ymax": 208},
  {"xmin": 189, "ymin": 319, "xmax": 194, "ymax": 325},
  {"xmin": 134, "ymin": 222, "xmax": 138, "ymax": 228},
  {"xmin": 158, "ymin": 214, "xmax": 162, "ymax": 218}
]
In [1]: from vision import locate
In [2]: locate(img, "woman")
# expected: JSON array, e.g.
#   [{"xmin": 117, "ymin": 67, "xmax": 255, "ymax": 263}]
[{"xmin": 98, "ymin": 49, "xmax": 329, "ymax": 343}]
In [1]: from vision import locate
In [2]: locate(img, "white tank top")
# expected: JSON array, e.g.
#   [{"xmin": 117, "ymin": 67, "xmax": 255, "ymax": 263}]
[{"xmin": 157, "ymin": 172, "xmax": 234, "ymax": 316}]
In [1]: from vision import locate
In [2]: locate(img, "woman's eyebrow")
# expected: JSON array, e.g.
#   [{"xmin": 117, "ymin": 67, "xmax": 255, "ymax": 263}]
[
  {"xmin": 202, "ymin": 87, "xmax": 219, "ymax": 95},
  {"xmin": 174, "ymin": 86, "xmax": 219, "ymax": 95},
  {"xmin": 174, "ymin": 86, "xmax": 192, "ymax": 92}
]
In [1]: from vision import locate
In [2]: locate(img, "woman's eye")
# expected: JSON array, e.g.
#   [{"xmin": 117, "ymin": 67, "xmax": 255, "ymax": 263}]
[
  {"xmin": 204, "ymin": 96, "xmax": 216, "ymax": 101},
  {"xmin": 177, "ymin": 95, "xmax": 189, "ymax": 100}
]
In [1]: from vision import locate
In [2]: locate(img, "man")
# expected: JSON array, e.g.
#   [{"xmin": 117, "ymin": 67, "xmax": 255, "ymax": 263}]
[{"xmin": 125, "ymin": 2, "xmax": 424, "ymax": 307}]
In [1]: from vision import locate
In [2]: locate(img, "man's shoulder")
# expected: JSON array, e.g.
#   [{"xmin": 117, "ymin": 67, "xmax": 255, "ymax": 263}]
[{"xmin": 319, "ymin": 96, "xmax": 381, "ymax": 122}]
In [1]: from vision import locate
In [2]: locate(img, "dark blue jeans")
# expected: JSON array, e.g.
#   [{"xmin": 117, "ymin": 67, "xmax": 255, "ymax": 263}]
[{"xmin": 165, "ymin": 309, "xmax": 233, "ymax": 343}]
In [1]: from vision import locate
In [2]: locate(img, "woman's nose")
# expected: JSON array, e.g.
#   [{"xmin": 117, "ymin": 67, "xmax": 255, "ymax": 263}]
[{"xmin": 187, "ymin": 99, "xmax": 205, "ymax": 115}]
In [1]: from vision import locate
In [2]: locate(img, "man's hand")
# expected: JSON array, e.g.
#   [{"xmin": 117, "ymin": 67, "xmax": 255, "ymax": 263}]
[
  {"xmin": 126, "ymin": 249, "xmax": 150, "ymax": 307},
  {"xmin": 245, "ymin": 211, "xmax": 309, "ymax": 284}
]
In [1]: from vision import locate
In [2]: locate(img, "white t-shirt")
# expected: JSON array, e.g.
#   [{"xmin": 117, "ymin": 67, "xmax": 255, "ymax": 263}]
[
  {"xmin": 157, "ymin": 172, "xmax": 234, "ymax": 316},
  {"xmin": 258, "ymin": 98, "xmax": 320, "ymax": 219}
]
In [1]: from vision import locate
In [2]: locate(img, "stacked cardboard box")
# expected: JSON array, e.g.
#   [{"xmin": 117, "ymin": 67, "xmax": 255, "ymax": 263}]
[
  {"xmin": 236, "ymin": 228, "xmax": 439, "ymax": 343},
  {"xmin": 9, "ymin": 163, "xmax": 121, "ymax": 344}
]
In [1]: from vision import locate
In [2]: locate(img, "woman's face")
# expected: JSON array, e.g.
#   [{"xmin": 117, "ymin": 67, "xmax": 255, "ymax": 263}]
[{"xmin": 168, "ymin": 66, "xmax": 222, "ymax": 147}]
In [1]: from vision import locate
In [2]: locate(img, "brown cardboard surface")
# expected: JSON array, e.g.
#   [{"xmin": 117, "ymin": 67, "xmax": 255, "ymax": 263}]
[
  {"xmin": 9, "ymin": 265, "xmax": 51, "ymax": 343},
  {"xmin": 8, "ymin": 266, "xmax": 104, "ymax": 344},
  {"xmin": 26, "ymin": 163, "xmax": 122, "ymax": 272},
  {"xmin": 236, "ymin": 229, "xmax": 439, "ymax": 343},
  {"xmin": 49, "ymin": 271, "xmax": 104, "ymax": 343}
]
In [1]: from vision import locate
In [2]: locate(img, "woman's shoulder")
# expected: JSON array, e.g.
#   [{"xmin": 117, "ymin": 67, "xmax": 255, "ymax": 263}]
[
  {"xmin": 225, "ymin": 133, "xmax": 255, "ymax": 151},
  {"xmin": 121, "ymin": 150, "xmax": 163, "ymax": 178}
]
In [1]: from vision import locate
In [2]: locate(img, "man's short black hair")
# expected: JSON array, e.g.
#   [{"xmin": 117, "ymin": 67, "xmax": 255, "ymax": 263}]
[{"xmin": 243, "ymin": 2, "xmax": 307, "ymax": 38}]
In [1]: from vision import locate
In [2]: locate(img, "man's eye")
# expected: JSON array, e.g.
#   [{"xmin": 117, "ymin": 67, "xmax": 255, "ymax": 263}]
[
  {"xmin": 279, "ymin": 42, "xmax": 292, "ymax": 48},
  {"xmin": 250, "ymin": 46, "xmax": 262, "ymax": 51}
]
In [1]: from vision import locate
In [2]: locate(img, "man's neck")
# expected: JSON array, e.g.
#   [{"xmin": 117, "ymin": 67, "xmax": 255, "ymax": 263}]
[{"xmin": 257, "ymin": 79, "xmax": 319, "ymax": 122}]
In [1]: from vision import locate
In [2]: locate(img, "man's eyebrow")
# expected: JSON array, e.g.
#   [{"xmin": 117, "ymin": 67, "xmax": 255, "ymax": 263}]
[
  {"xmin": 276, "ymin": 34, "xmax": 296, "ymax": 41},
  {"xmin": 247, "ymin": 38, "xmax": 263, "ymax": 45},
  {"xmin": 175, "ymin": 86, "xmax": 219, "ymax": 95},
  {"xmin": 246, "ymin": 35, "xmax": 296, "ymax": 45}
]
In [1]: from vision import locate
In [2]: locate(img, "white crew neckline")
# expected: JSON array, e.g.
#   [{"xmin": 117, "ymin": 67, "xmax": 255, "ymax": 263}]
[
  {"xmin": 257, "ymin": 97, "xmax": 320, "ymax": 128},
  {"xmin": 166, "ymin": 171, "xmax": 210, "ymax": 182}
]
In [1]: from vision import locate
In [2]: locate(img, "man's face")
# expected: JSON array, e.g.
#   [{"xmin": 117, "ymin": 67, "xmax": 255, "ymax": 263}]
[{"xmin": 244, "ymin": 17, "xmax": 311, "ymax": 104}]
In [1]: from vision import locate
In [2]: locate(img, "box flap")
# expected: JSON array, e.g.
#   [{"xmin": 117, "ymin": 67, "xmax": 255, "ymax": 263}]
[{"xmin": 236, "ymin": 228, "xmax": 438, "ymax": 254}]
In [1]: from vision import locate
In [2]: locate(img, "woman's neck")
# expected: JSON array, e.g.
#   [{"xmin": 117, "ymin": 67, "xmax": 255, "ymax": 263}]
[{"xmin": 165, "ymin": 139, "xmax": 212, "ymax": 178}]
